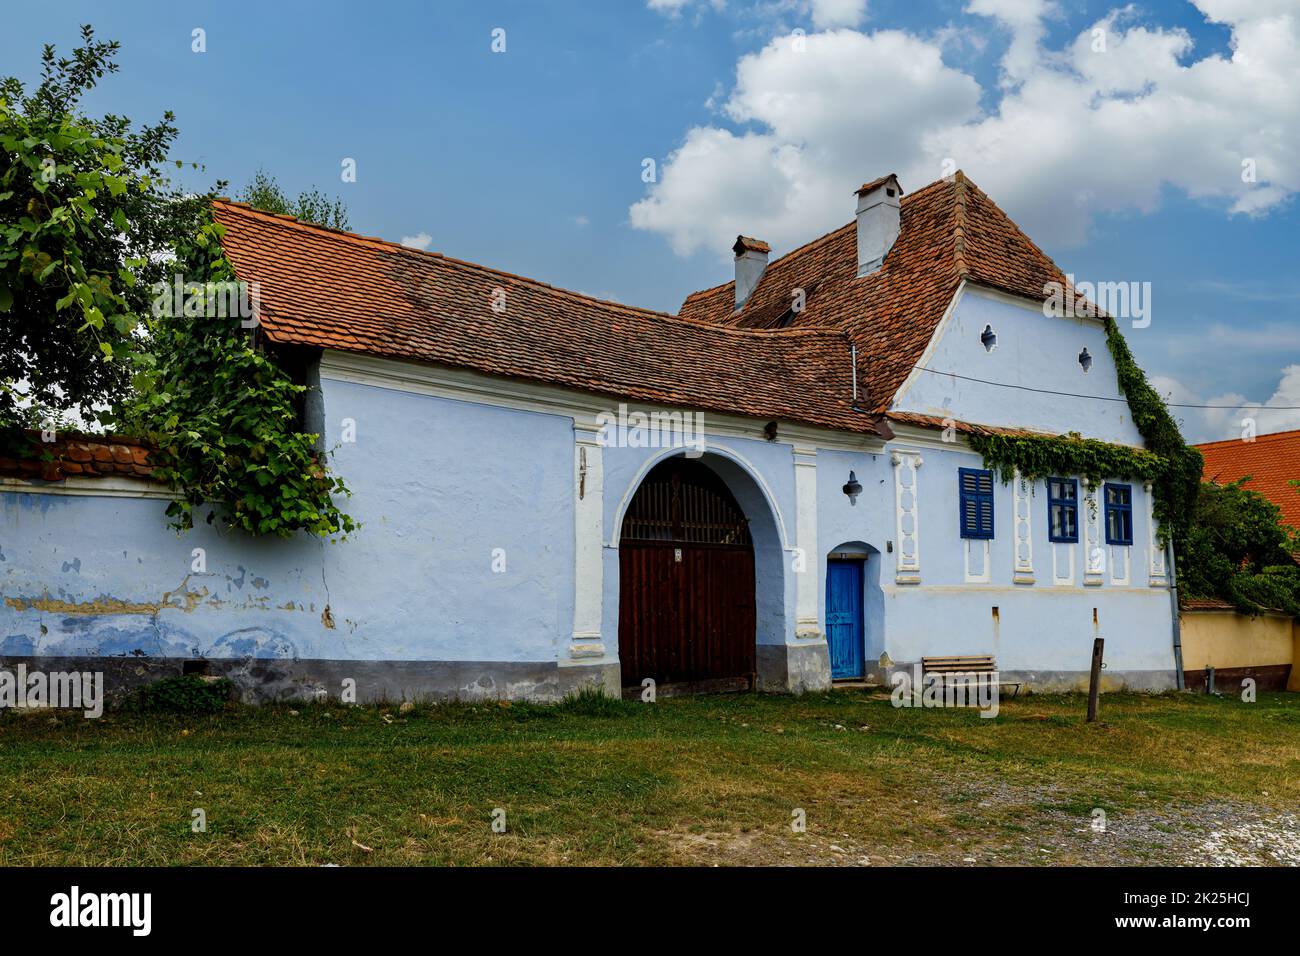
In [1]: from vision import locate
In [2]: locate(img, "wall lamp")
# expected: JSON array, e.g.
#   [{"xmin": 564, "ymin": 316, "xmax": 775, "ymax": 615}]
[{"xmin": 842, "ymin": 470, "xmax": 863, "ymax": 505}]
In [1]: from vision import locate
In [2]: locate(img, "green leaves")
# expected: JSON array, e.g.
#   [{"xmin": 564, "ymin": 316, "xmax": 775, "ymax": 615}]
[
  {"xmin": 969, "ymin": 430, "xmax": 1163, "ymax": 491},
  {"xmin": 970, "ymin": 320, "xmax": 1282, "ymax": 617},
  {"xmin": 1179, "ymin": 480, "xmax": 1300, "ymax": 616},
  {"xmin": 1102, "ymin": 318, "xmax": 1202, "ymax": 549},
  {"xmin": 124, "ymin": 204, "xmax": 356, "ymax": 540},
  {"xmin": 2, "ymin": 25, "xmax": 214, "ymax": 437}
]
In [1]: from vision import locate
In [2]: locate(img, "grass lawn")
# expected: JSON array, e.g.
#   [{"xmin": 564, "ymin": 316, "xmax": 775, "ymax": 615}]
[{"xmin": 1, "ymin": 689, "xmax": 1297, "ymax": 866}]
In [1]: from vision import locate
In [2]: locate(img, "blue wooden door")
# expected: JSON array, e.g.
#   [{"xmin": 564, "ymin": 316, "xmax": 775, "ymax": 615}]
[{"xmin": 826, "ymin": 559, "xmax": 864, "ymax": 679}]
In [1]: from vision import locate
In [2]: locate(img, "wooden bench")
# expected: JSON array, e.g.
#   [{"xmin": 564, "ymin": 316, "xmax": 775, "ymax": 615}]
[{"xmin": 921, "ymin": 655, "xmax": 1021, "ymax": 698}]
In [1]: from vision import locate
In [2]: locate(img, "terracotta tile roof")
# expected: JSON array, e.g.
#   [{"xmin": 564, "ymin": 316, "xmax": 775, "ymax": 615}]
[
  {"xmin": 886, "ymin": 411, "xmax": 1059, "ymax": 439},
  {"xmin": 1196, "ymin": 429, "xmax": 1300, "ymax": 528},
  {"xmin": 0, "ymin": 432, "xmax": 156, "ymax": 482},
  {"xmin": 1180, "ymin": 597, "xmax": 1237, "ymax": 611},
  {"xmin": 212, "ymin": 200, "xmax": 884, "ymax": 436},
  {"xmin": 677, "ymin": 172, "xmax": 1073, "ymax": 414}
]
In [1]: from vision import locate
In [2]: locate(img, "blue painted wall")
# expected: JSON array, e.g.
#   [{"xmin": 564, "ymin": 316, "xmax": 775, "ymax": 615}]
[
  {"xmin": 0, "ymin": 376, "xmax": 576, "ymax": 666},
  {"xmin": 810, "ymin": 439, "xmax": 1172, "ymax": 681},
  {"xmin": 315, "ymin": 378, "xmax": 574, "ymax": 662},
  {"xmin": 0, "ymin": 348, "xmax": 1177, "ymax": 691}
]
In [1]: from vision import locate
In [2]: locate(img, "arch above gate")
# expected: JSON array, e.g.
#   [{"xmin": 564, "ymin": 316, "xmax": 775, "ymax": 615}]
[
  {"xmin": 609, "ymin": 443, "xmax": 790, "ymax": 551},
  {"xmin": 620, "ymin": 458, "xmax": 752, "ymax": 546}
]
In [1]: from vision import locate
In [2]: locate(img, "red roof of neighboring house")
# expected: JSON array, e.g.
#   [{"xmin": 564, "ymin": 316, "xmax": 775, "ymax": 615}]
[
  {"xmin": 1196, "ymin": 429, "xmax": 1300, "ymax": 528},
  {"xmin": 677, "ymin": 171, "xmax": 1074, "ymax": 413},
  {"xmin": 0, "ymin": 433, "xmax": 155, "ymax": 482},
  {"xmin": 212, "ymin": 200, "xmax": 883, "ymax": 436}
]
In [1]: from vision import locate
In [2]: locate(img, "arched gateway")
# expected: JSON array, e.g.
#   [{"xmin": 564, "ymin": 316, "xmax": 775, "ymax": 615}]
[{"xmin": 617, "ymin": 456, "xmax": 759, "ymax": 693}]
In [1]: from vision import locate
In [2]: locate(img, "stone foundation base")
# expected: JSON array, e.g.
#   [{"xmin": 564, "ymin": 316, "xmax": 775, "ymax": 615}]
[
  {"xmin": 755, "ymin": 641, "xmax": 831, "ymax": 694},
  {"xmin": 882, "ymin": 661, "xmax": 1178, "ymax": 694},
  {"xmin": 0, "ymin": 655, "xmax": 622, "ymax": 706}
]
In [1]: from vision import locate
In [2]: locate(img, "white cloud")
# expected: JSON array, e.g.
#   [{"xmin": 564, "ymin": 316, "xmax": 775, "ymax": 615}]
[
  {"xmin": 400, "ymin": 232, "xmax": 433, "ymax": 251},
  {"xmin": 572, "ymin": 214, "xmax": 590, "ymax": 227},
  {"xmin": 649, "ymin": 0, "xmax": 867, "ymax": 30},
  {"xmin": 630, "ymin": 29, "xmax": 981, "ymax": 256},
  {"xmin": 1152, "ymin": 366, "xmax": 1300, "ymax": 444},
  {"xmin": 811, "ymin": 0, "xmax": 869, "ymax": 29},
  {"xmin": 632, "ymin": 1, "xmax": 1300, "ymax": 256},
  {"xmin": 646, "ymin": 0, "xmax": 725, "ymax": 16},
  {"xmin": 965, "ymin": 0, "xmax": 1057, "ymax": 84}
]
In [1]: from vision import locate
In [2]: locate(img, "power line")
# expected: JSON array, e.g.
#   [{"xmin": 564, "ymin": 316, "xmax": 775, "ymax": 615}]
[{"xmin": 887, "ymin": 361, "xmax": 1300, "ymax": 411}]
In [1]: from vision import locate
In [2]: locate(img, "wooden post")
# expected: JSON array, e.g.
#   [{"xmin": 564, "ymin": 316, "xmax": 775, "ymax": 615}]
[{"xmin": 1086, "ymin": 637, "xmax": 1104, "ymax": 723}]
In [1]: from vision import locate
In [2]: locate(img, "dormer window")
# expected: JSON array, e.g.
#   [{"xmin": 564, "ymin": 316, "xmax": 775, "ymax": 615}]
[
  {"xmin": 1078, "ymin": 347, "xmax": 1093, "ymax": 372},
  {"xmin": 980, "ymin": 325, "xmax": 997, "ymax": 352}
]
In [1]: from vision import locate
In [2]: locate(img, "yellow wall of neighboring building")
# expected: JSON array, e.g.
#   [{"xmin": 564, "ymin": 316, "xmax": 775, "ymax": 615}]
[
  {"xmin": 1293, "ymin": 623, "xmax": 1300, "ymax": 692},
  {"xmin": 1180, "ymin": 610, "xmax": 1294, "ymax": 671}
]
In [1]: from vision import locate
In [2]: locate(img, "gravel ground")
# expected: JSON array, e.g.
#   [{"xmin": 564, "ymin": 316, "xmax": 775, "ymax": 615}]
[{"xmin": 662, "ymin": 783, "xmax": 1300, "ymax": 866}]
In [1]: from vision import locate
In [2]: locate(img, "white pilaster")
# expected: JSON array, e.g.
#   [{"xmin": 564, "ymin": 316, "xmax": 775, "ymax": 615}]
[
  {"xmin": 1145, "ymin": 481, "xmax": 1167, "ymax": 587},
  {"xmin": 892, "ymin": 451, "xmax": 922, "ymax": 584},
  {"xmin": 569, "ymin": 421, "xmax": 605, "ymax": 658},
  {"xmin": 793, "ymin": 446, "xmax": 820, "ymax": 639},
  {"xmin": 1013, "ymin": 470, "xmax": 1035, "ymax": 584},
  {"xmin": 1081, "ymin": 477, "xmax": 1104, "ymax": 587}
]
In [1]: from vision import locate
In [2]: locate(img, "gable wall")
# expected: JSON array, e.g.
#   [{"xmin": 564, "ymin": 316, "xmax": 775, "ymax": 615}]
[{"xmin": 891, "ymin": 286, "xmax": 1144, "ymax": 446}]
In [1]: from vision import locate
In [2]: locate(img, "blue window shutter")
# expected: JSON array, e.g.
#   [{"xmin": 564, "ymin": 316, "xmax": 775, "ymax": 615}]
[{"xmin": 959, "ymin": 468, "xmax": 995, "ymax": 539}]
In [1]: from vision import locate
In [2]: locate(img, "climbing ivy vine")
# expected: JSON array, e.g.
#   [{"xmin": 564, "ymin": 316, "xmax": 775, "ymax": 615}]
[{"xmin": 120, "ymin": 206, "xmax": 357, "ymax": 539}]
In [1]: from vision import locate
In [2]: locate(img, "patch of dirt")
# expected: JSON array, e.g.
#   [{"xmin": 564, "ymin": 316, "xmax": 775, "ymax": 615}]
[{"xmin": 655, "ymin": 781, "xmax": 1300, "ymax": 867}]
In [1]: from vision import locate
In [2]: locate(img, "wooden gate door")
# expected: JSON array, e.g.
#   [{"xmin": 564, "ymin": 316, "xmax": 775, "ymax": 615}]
[
  {"xmin": 618, "ymin": 459, "xmax": 756, "ymax": 691},
  {"xmin": 826, "ymin": 558, "xmax": 865, "ymax": 679}
]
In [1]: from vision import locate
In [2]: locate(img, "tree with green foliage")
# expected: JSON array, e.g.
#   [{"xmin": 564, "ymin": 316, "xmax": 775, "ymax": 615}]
[
  {"xmin": 1179, "ymin": 478, "xmax": 1300, "ymax": 616},
  {"xmin": 3, "ymin": 26, "xmax": 353, "ymax": 538},
  {"xmin": 0, "ymin": 26, "xmax": 216, "ymax": 440},
  {"xmin": 121, "ymin": 208, "xmax": 358, "ymax": 538},
  {"xmin": 237, "ymin": 167, "xmax": 349, "ymax": 230}
]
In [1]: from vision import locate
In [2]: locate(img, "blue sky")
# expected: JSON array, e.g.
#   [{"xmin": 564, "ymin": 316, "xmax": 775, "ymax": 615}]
[{"xmin": 3, "ymin": 0, "xmax": 1297, "ymax": 441}]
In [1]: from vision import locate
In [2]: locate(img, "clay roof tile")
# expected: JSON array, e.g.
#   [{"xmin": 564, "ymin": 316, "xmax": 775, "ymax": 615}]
[{"xmin": 212, "ymin": 201, "xmax": 883, "ymax": 435}]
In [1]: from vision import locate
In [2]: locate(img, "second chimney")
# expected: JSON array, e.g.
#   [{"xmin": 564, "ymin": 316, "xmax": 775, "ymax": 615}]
[
  {"xmin": 733, "ymin": 235, "xmax": 770, "ymax": 311},
  {"xmin": 855, "ymin": 174, "xmax": 902, "ymax": 277}
]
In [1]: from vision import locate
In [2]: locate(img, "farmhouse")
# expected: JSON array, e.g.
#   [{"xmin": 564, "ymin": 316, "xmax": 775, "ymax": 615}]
[{"xmin": 0, "ymin": 172, "xmax": 1180, "ymax": 701}]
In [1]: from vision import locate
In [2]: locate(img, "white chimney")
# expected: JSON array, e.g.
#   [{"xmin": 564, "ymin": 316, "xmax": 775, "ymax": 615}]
[
  {"xmin": 855, "ymin": 174, "xmax": 902, "ymax": 277},
  {"xmin": 732, "ymin": 235, "xmax": 770, "ymax": 311}
]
